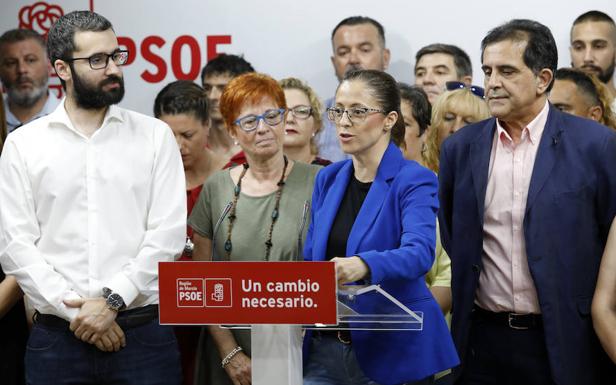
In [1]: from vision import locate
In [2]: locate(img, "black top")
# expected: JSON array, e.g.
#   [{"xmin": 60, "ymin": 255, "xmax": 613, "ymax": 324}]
[{"xmin": 326, "ymin": 173, "xmax": 372, "ymax": 260}]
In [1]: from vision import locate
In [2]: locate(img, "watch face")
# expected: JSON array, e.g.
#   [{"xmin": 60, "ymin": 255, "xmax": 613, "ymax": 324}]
[{"xmin": 107, "ymin": 293, "xmax": 124, "ymax": 310}]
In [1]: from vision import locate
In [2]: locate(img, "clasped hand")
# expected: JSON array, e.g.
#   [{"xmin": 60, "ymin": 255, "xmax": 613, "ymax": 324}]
[{"xmin": 64, "ymin": 297, "xmax": 126, "ymax": 352}]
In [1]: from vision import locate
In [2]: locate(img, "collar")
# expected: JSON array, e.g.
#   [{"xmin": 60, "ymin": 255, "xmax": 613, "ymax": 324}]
[
  {"xmin": 4, "ymin": 91, "xmax": 60, "ymax": 131},
  {"xmin": 495, "ymin": 100, "xmax": 549, "ymax": 145},
  {"xmin": 48, "ymin": 99, "xmax": 124, "ymax": 135}
]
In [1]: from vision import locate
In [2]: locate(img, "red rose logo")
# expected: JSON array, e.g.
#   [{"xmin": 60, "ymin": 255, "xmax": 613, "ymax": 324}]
[{"xmin": 18, "ymin": 2, "xmax": 64, "ymax": 37}]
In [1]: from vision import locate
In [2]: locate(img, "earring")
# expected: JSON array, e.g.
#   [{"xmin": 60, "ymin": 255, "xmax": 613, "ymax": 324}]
[{"xmin": 311, "ymin": 132, "xmax": 316, "ymax": 137}]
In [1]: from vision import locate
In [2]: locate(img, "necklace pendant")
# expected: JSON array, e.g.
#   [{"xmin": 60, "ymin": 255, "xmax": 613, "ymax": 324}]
[{"xmin": 224, "ymin": 239, "xmax": 232, "ymax": 252}]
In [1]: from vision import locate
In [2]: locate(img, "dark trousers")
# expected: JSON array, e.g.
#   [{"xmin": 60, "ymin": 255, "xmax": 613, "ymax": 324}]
[
  {"xmin": 456, "ymin": 310, "xmax": 555, "ymax": 385},
  {"xmin": 25, "ymin": 319, "xmax": 181, "ymax": 385}
]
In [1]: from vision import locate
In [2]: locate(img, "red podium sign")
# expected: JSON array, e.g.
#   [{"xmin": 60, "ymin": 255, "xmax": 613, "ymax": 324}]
[{"xmin": 159, "ymin": 261, "xmax": 337, "ymax": 325}]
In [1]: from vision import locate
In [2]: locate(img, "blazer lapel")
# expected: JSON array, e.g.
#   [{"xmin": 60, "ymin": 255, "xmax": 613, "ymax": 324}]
[
  {"xmin": 526, "ymin": 106, "xmax": 563, "ymax": 213},
  {"xmin": 346, "ymin": 142, "xmax": 403, "ymax": 255},
  {"xmin": 469, "ymin": 119, "xmax": 497, "ymax": 225},
  {"xmin": 313, "ymin": 161, "xmax": 353, "ymax": 261}
]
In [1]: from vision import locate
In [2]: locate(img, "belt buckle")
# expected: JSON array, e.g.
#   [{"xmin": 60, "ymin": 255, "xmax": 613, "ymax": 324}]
[
  {"xmin": 337, "ymin": 330, "xmax": 351, "ymax": 345},
  {"xmin": 508, "ymin": 313, "xmax": 530, "ymax": 330}
]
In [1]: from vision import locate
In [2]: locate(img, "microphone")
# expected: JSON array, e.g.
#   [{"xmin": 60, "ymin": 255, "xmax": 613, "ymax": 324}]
[
  {"xmin": 297, "ymin": 200, "xmax": 310, "ymax": 260},
  {"xmin": 211, "ymin": 201, "xmax": 234, "ymax": 261}
]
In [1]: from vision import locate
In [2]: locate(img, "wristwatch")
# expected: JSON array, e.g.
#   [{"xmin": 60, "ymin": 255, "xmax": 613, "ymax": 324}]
[{"xmin": 102, "ymin": 287, "xmax": 126, "ymax": 312}]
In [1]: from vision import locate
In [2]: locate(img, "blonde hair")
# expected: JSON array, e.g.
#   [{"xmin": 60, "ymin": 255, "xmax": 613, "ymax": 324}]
[
  {"xmin": 279, "ymin": 77, "xmax": 323, "ymax": 155},
  {"xmin": 424, "ymin": 89, "xmax": 490, "ymax": 172},
  {"xmin": 589, "ymin": 76, "xmax": 616, "ymax": 130}
]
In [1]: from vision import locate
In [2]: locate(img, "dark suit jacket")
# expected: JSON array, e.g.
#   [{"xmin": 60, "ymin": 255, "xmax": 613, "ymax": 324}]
[
  {"xmin": 438, "ymin": 105, "xmax": 616, "ymax": 385},
  {"xmin": 304, "ymin": 143, "xmax": 459, "ymax": 384}
]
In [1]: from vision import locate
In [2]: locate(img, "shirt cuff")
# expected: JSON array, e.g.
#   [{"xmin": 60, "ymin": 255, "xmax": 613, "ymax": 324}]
[
  {"xmin": 60, "ymin": 290, "xmax": 82, "ymax": 321},
  {"xmin": 105, "ymin": 273, "xmax": 140, "ymax": 307}
]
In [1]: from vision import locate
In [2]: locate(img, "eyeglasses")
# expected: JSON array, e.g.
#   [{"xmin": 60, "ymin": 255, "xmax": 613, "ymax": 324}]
[
  {"xmin": 234, "ymin": 108, "xmax": 286, "ymax": 132},
  {"xmin": 326, "ymin": 107, "xmax": 385, "ymax": 124},
  {"xmin": 287, "ymin": 105, "xmax": 313, "ymax": 120},
  {"xmin": 65, "ymin": 50, "xmax": 129, "ymax": 70},
  {"xmin": 446, "ymin": 81, "xmax": 485, "ymax": 99}
]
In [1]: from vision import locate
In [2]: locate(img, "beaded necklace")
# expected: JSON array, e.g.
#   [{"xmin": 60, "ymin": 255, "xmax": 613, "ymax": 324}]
[{"xmin": 224, "ymin": 155, "xmax": 289, "ymax": 260}]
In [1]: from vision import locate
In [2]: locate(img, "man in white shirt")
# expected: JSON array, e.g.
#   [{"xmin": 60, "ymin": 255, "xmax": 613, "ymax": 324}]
[
  {"xmin": 0, "ymin": 29, "xmax": 60, "ymax": 132},
  {"xmin": 0, "ymin": 11, "xmax": 186, "ymax": 385}
]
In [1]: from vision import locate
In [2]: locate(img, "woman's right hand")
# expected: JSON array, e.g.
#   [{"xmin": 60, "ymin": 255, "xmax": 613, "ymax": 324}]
[{"xmin": 224, "ymin": 351, "xmax": 252, "ymax": 385}]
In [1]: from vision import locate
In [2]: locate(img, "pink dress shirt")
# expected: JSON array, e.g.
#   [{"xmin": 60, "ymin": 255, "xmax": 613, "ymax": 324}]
[{"xmin": 475, "ymin": 102, "xmax": 550, "ymax": 314}]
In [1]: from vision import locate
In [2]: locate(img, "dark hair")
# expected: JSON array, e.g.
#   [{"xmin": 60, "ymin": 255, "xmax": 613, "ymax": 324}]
[
  {"xmin": 154, "ymin": 80, "xmax": 209, "ymax": 124},
  {"xmin": 200, "ymin": 54, "xmax": 254, "ymax": 85},
  {"xmin": 47, "ymin": 11, "xmax": 112, "ymax": 89},
  {"xmin": 554, "ymin": 67, "xmax": 616, "ymax": 129},
  {"xmin": 47, "ymin": 11, "xmax": 113, "ymax": 64},
  {"xmin": 398, "ymin": 83, "xmax": 431, "ymax": 137},
  {"xmin": 0, "ymin": 29, "xmax": 46, "ymax": 57},
  {"xmin": 573, "ymin": 10, "xmax": 615, "ymax": 26},
  {"xmin": 572, "ymin": 10, "xmax": 616, "ymax": 42},
  {"xmin": 554, "ymin": 68, "xmax": 600, "ymax": 105},
  {"xmin": 341, "ymin": 69, "xmax": 404, "ymax": 146},
  {"xmin": 415, "ymin": 43, "xmax": 472, "ymax": 78},
  {"xmin": 331, "ymin": 16, "xmax": 386, "ymax": 46},
  {"xmin": 481, "ymin": 19, "xmax": 557, "ymax": 92}
]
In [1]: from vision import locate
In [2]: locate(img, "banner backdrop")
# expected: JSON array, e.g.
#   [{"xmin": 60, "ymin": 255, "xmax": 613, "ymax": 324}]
[{"xmin": 1, "ymin": 0, "xmax": 613, "ymax": 115}]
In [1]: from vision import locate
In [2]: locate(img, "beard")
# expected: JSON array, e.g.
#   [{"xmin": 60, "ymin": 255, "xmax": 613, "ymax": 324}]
[
  {"xmin": 71, "ymin": 68, "xmax": 125, "ymax": 110},
  {"xmin": 5, "ymin": 75, "xmax": 48, "ymax": 108},
  {"xmin": 597, "ymin": 61, "xmax": 616, "ymax": 84},
  {"xmin": 578, "ymin": 58, "xmax": 616, "ymax": 84},
  {"xmin": 344, "ymin": 63, "xmax": 363, "ymax": 77}
]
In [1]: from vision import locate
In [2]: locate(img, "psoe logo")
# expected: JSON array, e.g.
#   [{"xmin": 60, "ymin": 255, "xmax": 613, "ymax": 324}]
[
  {"xmin": 177, "ymin": 278, "xmax": 205, "ymax": 308},
  {"xmin": 18, "ymin": 2, "xmax": 64, "ymax": 37},
  {"xmin": 205, "ymin": 278, "xmax": 232, "ymax": 308}
]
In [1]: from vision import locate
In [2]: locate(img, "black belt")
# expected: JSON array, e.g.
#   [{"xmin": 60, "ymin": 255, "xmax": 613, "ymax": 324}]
[
  {"xmin": 313, "ymin": 329, "xmax": 352, "ymax": 344},
  {"xmin": 473, "ymin": 306, "xmax": 542, "ymax": 330},
  {"xmin": 33, "ymin": 304, "xmax": 159, "ymax": 330}
]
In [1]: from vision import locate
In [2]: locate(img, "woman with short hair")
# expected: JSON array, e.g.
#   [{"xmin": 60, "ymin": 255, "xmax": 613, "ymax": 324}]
[
  {"xmin": 424, "ymin": 86, "xmax": 490, "ymax": 173},
  {"xmin": 189, "ymin": 72, "xmax": 320, "ymax": 385},
  {"xmin": 279, "ymin": 77, "xmax": 331, "ymax": 166}
]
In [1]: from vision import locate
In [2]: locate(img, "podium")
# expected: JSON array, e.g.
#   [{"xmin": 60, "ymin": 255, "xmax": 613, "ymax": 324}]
[{"xmin": 158, "ymin": 262, "xmax": 425, "ymax": 385}]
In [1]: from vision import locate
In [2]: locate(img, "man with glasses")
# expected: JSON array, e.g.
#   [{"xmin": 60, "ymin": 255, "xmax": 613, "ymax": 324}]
[
  {"xmin": 569, "ymin": 10, "xmax": 616, "ymax": 111},
  {"xmin": 318, "ymin": 16, "xmax": 391, "ymax": 162},
  {"xmin": 0, "ymin": 11, "xmax": 185, "ymax": 385},
  {"xmin": 414, "ymin": 43, "xmax": 473, "ymax": 104},
  {"xmin": 0, "ymin": 29, "xmax": 60, "ymax": 132}
]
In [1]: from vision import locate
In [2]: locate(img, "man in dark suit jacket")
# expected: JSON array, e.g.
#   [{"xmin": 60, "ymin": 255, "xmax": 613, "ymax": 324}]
[{"xmin": 439, "ymin": 19, "xmax": 616, "ymax": 385}]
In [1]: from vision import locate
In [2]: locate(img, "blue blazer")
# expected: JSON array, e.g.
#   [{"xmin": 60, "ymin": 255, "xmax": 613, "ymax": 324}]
[
  {"xmin": 304, "ymin": 142, "xmax": 459, "ymax": 385},
  {"xmin": 438, "ymin": 105, "xmax": 616, "ymax": 385}
]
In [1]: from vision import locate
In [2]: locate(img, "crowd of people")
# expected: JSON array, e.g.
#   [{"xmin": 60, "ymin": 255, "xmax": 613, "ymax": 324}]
[{"xmin": 0, "ymin": 7, "xmax": 615, "ymax": 385}]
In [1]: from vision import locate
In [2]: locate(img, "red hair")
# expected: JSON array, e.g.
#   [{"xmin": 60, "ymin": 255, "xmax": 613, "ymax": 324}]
[{"xmin": 220, "ymin": 72, "xmax": 287, "ymax": 133}]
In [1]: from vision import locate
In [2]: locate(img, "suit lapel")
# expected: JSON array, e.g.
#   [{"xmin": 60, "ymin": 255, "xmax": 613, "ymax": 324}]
[
  {"xmin": 346, "ymin": 142, "xmax": 403, "ymax": 255},
  {"xmin": 469, "ymin": 119, "xmax": 497, "ymax": 225},
  {"xmin": 313, "ymin": 161, "xmax": 352, "ymax": 261},
  {"xmin": 526, "ymin": 106, "xmax": 563, "ymax": 213}
]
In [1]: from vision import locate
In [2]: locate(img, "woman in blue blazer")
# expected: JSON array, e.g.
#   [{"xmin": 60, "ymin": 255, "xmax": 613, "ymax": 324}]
[{"xmin": 303, "ymin": 69, "xmax": 458, "ymax": 385}]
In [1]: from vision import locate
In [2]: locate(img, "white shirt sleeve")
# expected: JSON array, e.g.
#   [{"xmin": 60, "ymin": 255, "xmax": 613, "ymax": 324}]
[
  {"xmin": 104, "ymin": 122, "xmax": 187, "ymax": 306},
  {"xmin": 0, "ymin": 139, "xmax": 81, "ymax": 320}
]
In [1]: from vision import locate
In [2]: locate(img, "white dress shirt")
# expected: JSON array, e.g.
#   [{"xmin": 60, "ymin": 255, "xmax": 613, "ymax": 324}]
[{"xmin": 0, "ymin": 101, "xmax": 186, "ymax": 321}]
